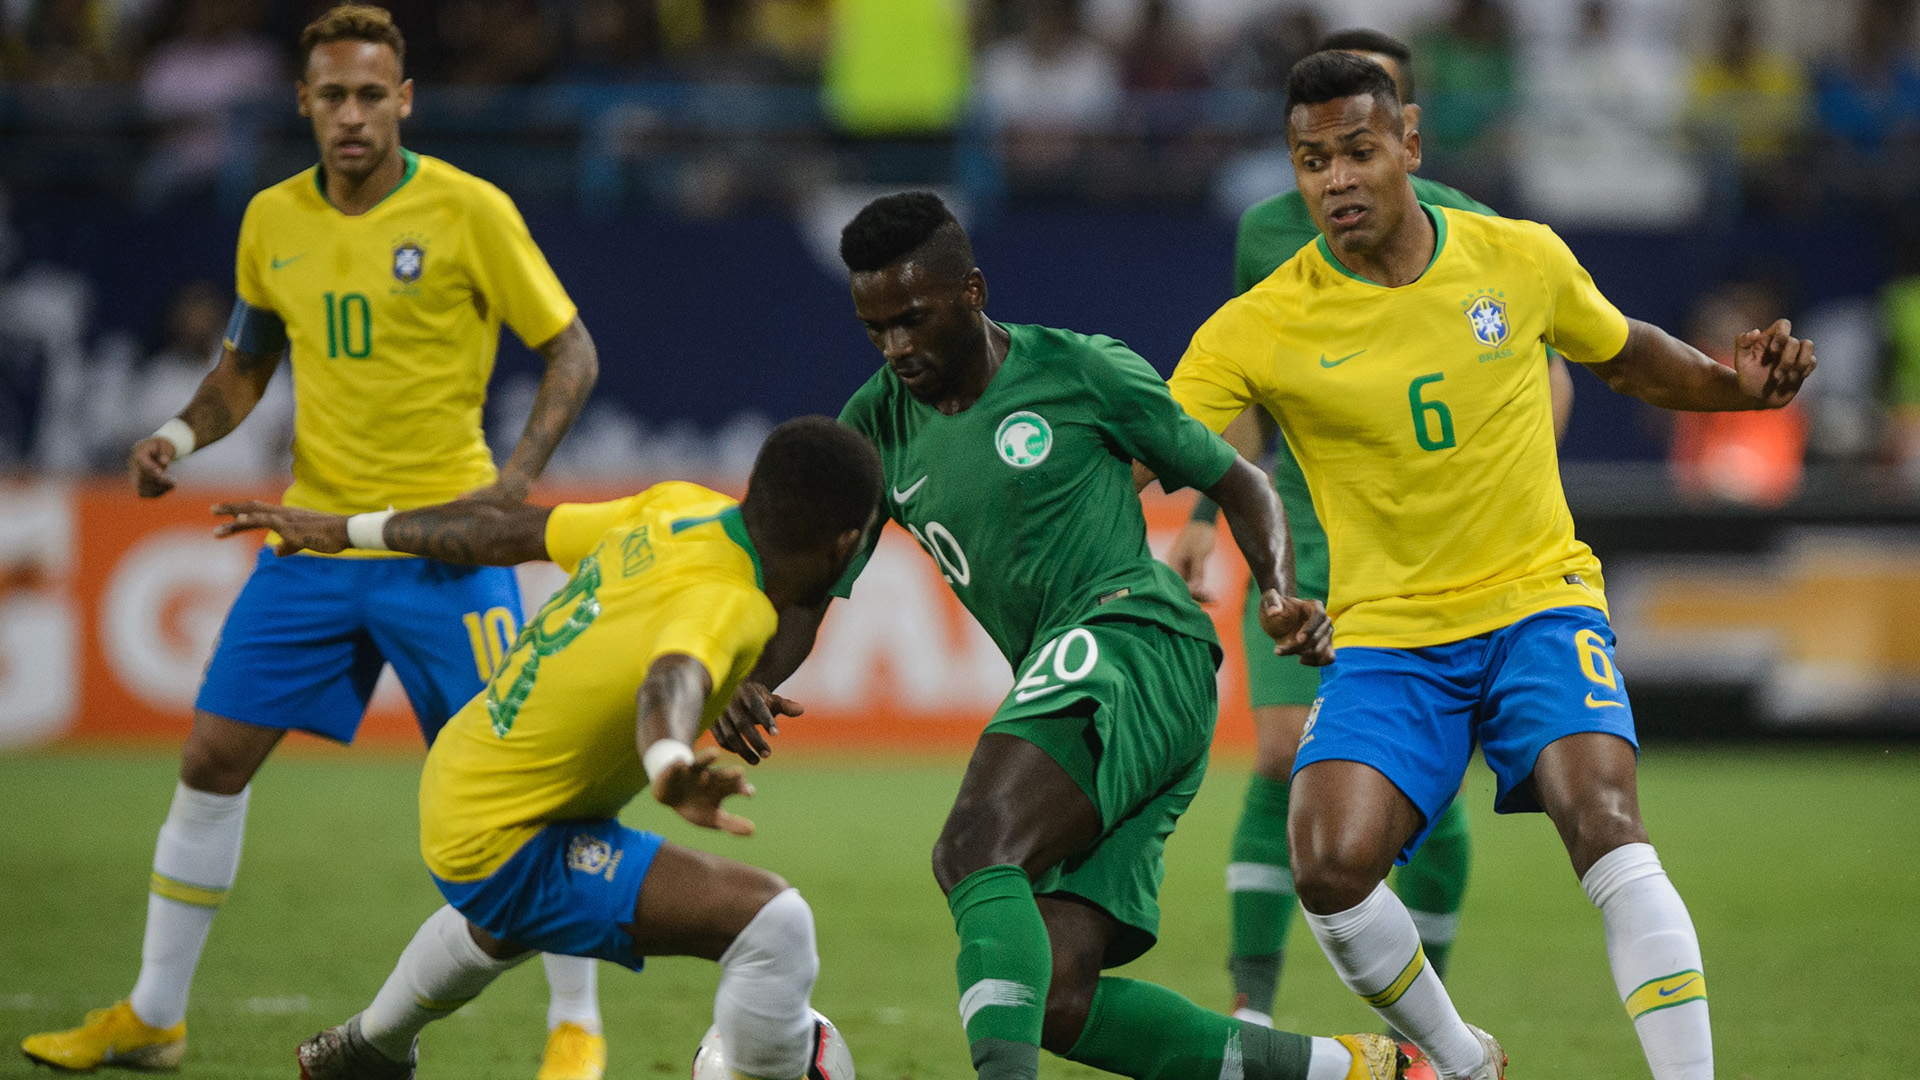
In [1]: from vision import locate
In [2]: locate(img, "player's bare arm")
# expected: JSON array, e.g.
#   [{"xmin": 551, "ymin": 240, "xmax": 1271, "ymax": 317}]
[
  {"xmin": 470, "ymin": 317, "xmax": 599, "ymax": 502},
  {"xmin": 1587, "ymin": 317, "xmax": 1815, "ymax": 412},
  {"xmin": 639, "ymin": 653, "xmax": 756, "ymax": 835},
  {"xmin": 713, "ymin": 599, "xmax": 828, "ymax": 764},
  {"xmin": 1165, "ymin": 406, "xmax": 1269, "ymax": 600},
  {"xmin": 213, "ymin": 498, "xmax": 553, "ymax": 563},
  {"xmin": 129, "ymin": 343, "xmax": 281, "ymax": 498},
  {"xmin": 1203, "ymin": 457, "xmax": 1333, "ymax": 666}
]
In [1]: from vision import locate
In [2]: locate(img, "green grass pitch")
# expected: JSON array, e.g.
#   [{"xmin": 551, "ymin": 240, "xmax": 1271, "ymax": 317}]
[{"xmin": 2, "ymin": 743, "xmax": 1915, "ymax": 1079}]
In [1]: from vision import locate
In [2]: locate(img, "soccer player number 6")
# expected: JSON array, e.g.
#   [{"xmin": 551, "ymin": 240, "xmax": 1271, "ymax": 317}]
[{"xmin": 1408, "ymin": 373, "xmax": 1456, "ymax": 451}]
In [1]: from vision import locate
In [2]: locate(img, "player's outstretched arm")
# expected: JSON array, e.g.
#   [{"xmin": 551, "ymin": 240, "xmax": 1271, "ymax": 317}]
[
  {"xmin": 1587, "ymin": 317, "xmax": 1815, "ymax": 412},
  {"xmin": 471, "ymin": 317, "xmax": 599, "ymax": 502},
  {"xmin": 640, "ymin": 653, "xmax": 756, "ymax": 836},
  {"xmin": 712, "ymin": 599, "xmax": 828, "ymax": 764},
  {"xmin": 1203, "ymin": 456, "xmax": 1333, "ymax": 665},
  {"xmin": 213, "ymin": 498, "xmax": 553, "ymax": 564},
  {"xmin": 128, "ymin": 342, "xmax": 280, "ymax": 498}
]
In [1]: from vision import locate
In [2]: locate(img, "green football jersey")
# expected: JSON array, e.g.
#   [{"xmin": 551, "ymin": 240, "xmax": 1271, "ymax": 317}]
[
  {"xmin": 1231, "ymin": 176, "xmax": 1500, "ymax": 601},
  {"xmin": 836, "ymin": 322, "xmax": 1239, "ymax": 667}
]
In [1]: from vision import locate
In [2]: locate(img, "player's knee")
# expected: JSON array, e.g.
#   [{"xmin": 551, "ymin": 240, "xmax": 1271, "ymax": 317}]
[
  {"xmin": 178, "ymin": 737, "xmax": 256, "ymax": 795},
  {"xmin": 1038, "ymin": 951, "xmax": 1101, "ymax": 1054},
  {"xmin": 931, "ymin": 822, "xmax": 1006, "ymax": 895},
  {"xmin": 715, "ymin": 888, "xmax": 819, "ymax": 1080},
  {"xmin": 1290, "ymin": 835, "xmax": 1389, "ymax": 915},
  {"xmin": 1562, "ymin": 800, "xmax": 1648, "ymax": 873}
]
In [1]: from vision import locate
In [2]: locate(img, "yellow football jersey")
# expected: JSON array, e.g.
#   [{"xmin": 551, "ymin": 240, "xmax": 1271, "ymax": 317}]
[
  {"xmin": 419, "ymin": 482, "xmax": 777, "ymax": 882},
  {"xmin": 1169, "ymin": 205, "xmax": 1631, "ymax": 648},
  {"xmin": 232, "ymin": 150, "xmax": 576, "ymax": 530}
]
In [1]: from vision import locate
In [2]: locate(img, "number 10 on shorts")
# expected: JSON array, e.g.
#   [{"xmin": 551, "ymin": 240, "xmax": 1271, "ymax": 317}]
[{"xmin": 1014, "ymin": 628, "xmax": 1100, "ymax": 704}]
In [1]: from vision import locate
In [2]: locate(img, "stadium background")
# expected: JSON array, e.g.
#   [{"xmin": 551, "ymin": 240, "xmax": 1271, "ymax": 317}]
[{"xmin": 2, "ymin": 1, "xmax": 1919, "ymax": 1078}]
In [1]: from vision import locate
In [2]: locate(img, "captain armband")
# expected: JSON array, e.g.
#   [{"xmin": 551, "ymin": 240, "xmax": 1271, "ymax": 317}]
[{"xmin": 223, "ymin": 299, "xmax": 289, "ymax": 357}]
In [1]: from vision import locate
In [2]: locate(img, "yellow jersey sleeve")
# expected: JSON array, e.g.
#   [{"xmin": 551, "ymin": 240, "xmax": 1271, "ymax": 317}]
[
  {"xmin": 1169, "ymin": 297, "xmax": 1278, "ymax": 434},
  {"xmin": 647, "ymin": 580, "xmax": 773, "ymax": 722},
  {"xmin": 1532, "ymin": 223, "xmax": 1631, "ymax": 365},
  {"xmin": 466, "ymin": 184, "xmax": 577, "ymax": 350},
  {"xmin": 545, "ymin": 496, "xmax": 639, "ymax": 572},
  {"xmin": 232, "ymin": 198, "xmax": 271, "ymax": 310}
]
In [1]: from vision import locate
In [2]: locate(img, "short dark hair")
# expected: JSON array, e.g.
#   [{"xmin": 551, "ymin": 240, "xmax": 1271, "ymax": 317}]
[
  {"xmin": 839, "ymin": 191, "xmax": 976, "ymax": 281},
  {"xmin": 300, "ymin": 4, "xmax": 406, "ymax": 74},
  {"xmin": 1318, "ymin": 28, "xmax": 1415, "ymax": 101},
  {"xmin": 741, "ymin": 417, "xmax": 883, "ymax": 554},
  {"xmin": 1286, "ymin": 51, "xmax": 1405, "ymax": 134}
]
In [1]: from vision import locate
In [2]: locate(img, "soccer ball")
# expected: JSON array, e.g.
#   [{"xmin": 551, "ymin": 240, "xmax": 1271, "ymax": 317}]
[{"xmin": 691, "ymin": 1010, "xmax": 854, "ymax": 1080}]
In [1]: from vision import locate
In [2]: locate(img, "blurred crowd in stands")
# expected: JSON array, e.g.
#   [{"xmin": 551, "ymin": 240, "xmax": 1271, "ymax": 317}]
[{"xmin": 4, "ymin": 0, "xmax": 1920, "ymax": 496}]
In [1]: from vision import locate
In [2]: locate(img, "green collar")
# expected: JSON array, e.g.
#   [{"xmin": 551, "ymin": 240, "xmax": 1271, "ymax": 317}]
[
  {"xmin": 315, "ymin": 147, "xmax": 419, "ymax": 214},
  {"xmin": 670, "ymin": 506, "xmax": 765, "ymax": 590},
  {"xmin": 1314, "ymin": 201, "xmax": 1447, "ymax": 287}
]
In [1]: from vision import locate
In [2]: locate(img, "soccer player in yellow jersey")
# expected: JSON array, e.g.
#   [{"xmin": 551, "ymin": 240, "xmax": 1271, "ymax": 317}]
[
  {"xmin": 209, "ymin": 417, "xmax": 881, "ymax": 1080},
  {"xmin": 1164, "ymin": 53, "xmax": 1815, "ymax": 1080},
  {"xmin": 21, "ymin": 7, "xmax": 608, "ymax": 1077}
]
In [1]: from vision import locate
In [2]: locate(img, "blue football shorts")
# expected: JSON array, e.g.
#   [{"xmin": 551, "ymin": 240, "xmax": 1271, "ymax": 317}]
[
  {"xmin": 1293, "ymin": 605, "xmax": 1638, "ymax": 862},
  {"xmin": 196, "ymin": 548, "xmax": 523, "ymax": 743},
  {"xmin": 434, "ymin": 820, "xmax": 668, "ymax": 970}
]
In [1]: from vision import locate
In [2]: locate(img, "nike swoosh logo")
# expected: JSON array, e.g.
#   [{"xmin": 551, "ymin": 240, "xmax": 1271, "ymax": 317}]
[
  {"xmin": 1585, "ymin": 692, "xmax": 1626, "ymax": 709},
  {"xmin": 271, "ymin": 254, "xmax": 306, "ymax": 269},
  {"xmin": 1319, "ymin": 349, "xmax": 1366, "ymax": 368},
  {"xmin": 1013, "ymin": 684, "xmax": 1068, "ymax": 704},
  {"xmin": 891, "ymin": 476, "xmax": 928, "ymax": 503},
  {"xmin": 1658, "ymin": 977, "xmax": 1699, "ymax": 997}
]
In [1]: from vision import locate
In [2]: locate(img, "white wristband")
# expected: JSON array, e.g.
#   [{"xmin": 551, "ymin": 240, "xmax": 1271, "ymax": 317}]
[
  {"xmin": 345, "ymin": 509, "xmax": 395, "ymax": 551},
  {"xmin": 153, "ymin": 418, "xmax": 197, "ymax": 459},
  {"xmin": 643, "ymin": 738, "xmax": 696, "ymax": 780}
]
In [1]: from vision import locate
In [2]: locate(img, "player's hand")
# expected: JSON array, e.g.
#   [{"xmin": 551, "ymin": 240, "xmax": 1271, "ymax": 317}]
[
  {"xmin": 652, "ymin": 748, "xmax": 756, "ymax": 836},
  {"xmin": 129, "ymin": 437, "xmax": 178, "ymax": 499},
  {"xmin": 713, "ymin": 682, "xmax": 804, "ymax": 765},
  {"xmin": 1733, "ymin": 318, "xmax": 1816, "ymax": 409},
  {"xmin": 212, "ymin": 500, "xmax": 352, "ymax": 555},
  {"xmin": 1165, "ymin": 520, "xmax": 1217, "ymax": 602},
  {"xmin": 462, "ymin": 474, "xmax": 532, "ymax": 504},
  {"xmin": 1258, "ymin": 589, "xmax": 1334, "ymax": 667}
]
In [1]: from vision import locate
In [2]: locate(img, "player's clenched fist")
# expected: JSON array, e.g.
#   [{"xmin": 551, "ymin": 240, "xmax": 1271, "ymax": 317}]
[
  {"xmin": 128, "ymin": 437, "xmax": 179, "ymax": 498},
  {"xmin": 1258, "ymin": 589, "xmax": 1334, "ymax": 667},
  {"xmin": 651, "ymin": 748, "xmax": 756, "ymax": 836},
  {"xmin": 1734, "ymin": 318, "xmax": 1816, "ymax": 409},
  {"xmin": 212, "ymin": 500, "xmax": 352, "ymax": 555}
]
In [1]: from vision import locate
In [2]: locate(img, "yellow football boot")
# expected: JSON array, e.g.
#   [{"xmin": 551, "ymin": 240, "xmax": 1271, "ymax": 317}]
[
  {"xmin": 1334, "ymin": 1033, "xmax": 1410, "ymax": 1080},
  {"xmin": 535, "ymin": 1022, "xmax": 606, "ymax": 1080},
  {"xmin": 20, "ymin": 1000, "xmax": 186, "ymax": 1071}
]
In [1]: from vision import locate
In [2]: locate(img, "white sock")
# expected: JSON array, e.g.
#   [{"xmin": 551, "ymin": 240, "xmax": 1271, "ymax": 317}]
[
  {"xmin": 714, "ymin": 889, "xmax": 819, "ymax": 1080},
  {"xmin": 360, "ymin": 906, "xmax": 529, "ymax": 1061},
  {"xmin": 1582, "ymin": 844, "xmax": 1712, "ymax": 1080},
  {"xmin": 1304, "ymin": 882, "xmax": 1484, "ymax": 1079},
  {"xmin": 1305, "ymin": 1037, "xmax": 1353, "ymax": 1080},
  {"xmin": 129, "ymin": 783, "xmax": 250, "ymax": 1029},
  {"xmin": 1407, "ymin": 908, "xmax": 1461, "ymax": 958},
  {"xmin": 542, "ymin": 953, "xmax": 602, "ymax": 1034}
]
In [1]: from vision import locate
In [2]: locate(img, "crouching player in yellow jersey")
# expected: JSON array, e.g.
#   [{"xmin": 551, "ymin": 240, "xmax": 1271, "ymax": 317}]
[
  {"xmin": 1165, "ymin": 53, "xmax": 1815, "ymax": 1080},
  {"xmin": 209, "ymin": 417, "xmax": 883, "ymax": 1080},
  {"xmin": 18, "ymin": 7, "xmax": 608, "ymax": 1076}
]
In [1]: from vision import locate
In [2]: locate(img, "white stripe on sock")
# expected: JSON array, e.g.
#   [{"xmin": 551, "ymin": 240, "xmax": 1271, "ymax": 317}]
[
  {"xmin": 1407, "ymin": 909, "xmax": 1461, "ymax": 946},
  {"xmin": 1226, "ymin": 862, "xmax": 1295, "ymax": 894},
  {"xmin": 957, "ymin": 979, "xmax": 1037, "ymax": 1029},
  {"xmin": 1219, "ymin": 1026, "xmax": 1245, "ymax": 1080}
]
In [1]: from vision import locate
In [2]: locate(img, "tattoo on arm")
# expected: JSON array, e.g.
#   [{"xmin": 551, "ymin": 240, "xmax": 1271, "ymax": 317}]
[
  {"xmin": 499, "ymin": 318, "xmax": 599, "ymax": 489},
  {"xmin": 382, "ymin": 502, "xmax": 553, "ymax": 566},
  {"xmin": 176, "ymin": 346, "xmax": 279, "ymax": 446}
]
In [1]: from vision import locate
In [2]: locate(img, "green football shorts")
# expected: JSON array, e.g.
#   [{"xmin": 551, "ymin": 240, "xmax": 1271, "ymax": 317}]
[{"xmin": 984, "ymin": 616, "xmax": 1220, "ymax": 967}]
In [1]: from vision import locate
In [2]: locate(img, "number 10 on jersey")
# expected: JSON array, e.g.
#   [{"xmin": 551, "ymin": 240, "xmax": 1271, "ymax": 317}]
[{"xmin": 323, "ymin": 292, "xmax": 372, "ymax": 358}]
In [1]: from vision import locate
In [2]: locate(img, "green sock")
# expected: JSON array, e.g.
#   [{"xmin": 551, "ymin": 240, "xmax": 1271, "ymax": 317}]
[
  {"xmin": 1227, "ymin": 773, "xmax": 1296, "ymax": 1013},
  {"xmin": 948, "ymin": 865, "xmax": 1050, "ymax": 1080},
  {"xmin": 1065, "ymin": 977, "xmax": 1313, "ymax": 1080},
  {"xmin": 1394, "ymin": 799, "xmax": 1471, "ymax": 982}
]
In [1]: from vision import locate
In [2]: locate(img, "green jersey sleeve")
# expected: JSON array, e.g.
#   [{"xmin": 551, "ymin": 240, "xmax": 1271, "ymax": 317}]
[{"xmin": 1081, "ymin": 338, "xmax": 1238, "ymax": 495}]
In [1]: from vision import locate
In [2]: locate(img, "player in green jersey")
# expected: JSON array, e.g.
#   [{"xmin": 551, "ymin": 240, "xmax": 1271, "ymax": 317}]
[
  {"xmin": 713, "ymin": 192, "xmax": 1405, "ymax": 1080},
  {"xmin": 1163, "ymin": 30, "xmax": 1574, "ymax": 1041}
]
